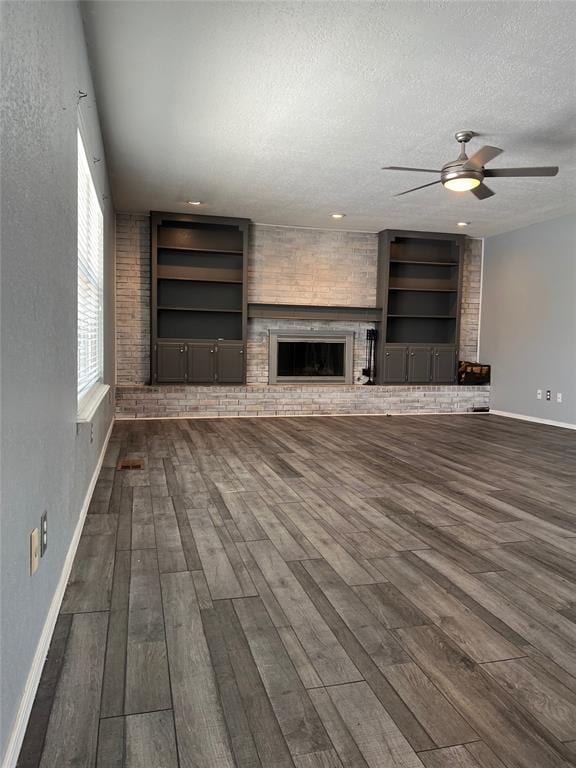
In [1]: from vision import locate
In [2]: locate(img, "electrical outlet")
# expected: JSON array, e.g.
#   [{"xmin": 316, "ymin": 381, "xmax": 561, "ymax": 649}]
[
  {"xmin": 557, "ymin": 392, "xmax": 563, "ymax": 403},
  {"xmin": 40, "ymin": 511, "xmax": 48, "ymax": 556},
  {"xmin": 30, "ymin": 528, "xmax": 40, "ymax": 575},
  {"xmin": 90, "ymin": 423, "xmax": 94, "ymax": 444},
  {"xmin": 536, "ymin": 389, "xmax": 542, "ymax": 400},
  {"xmin": 546, "ymin": 390, "xmax": 551, "ymax": 401}
]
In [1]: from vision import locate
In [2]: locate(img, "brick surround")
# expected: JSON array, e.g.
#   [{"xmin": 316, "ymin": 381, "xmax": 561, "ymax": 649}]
[
  {"xmin": 247, "ymin": 224, "xmax": 378, "ymax": 307},
  {"xmin": 116, "ymin": 383, "xmax": 489, "ymax": 420},
  {"xmin": 247, "ymin": 318, "xmax": 372, "ymax": 385},
  {"xmin": 115, "ymin": 215, "xmax": 485, "ymax": 415}
]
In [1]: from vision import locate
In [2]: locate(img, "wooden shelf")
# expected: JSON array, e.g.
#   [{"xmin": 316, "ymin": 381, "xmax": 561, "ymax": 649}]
[
  {"xmin": 157, "ymin": 336, "xmax": 243, "ymax": 343},
  {"xmin": 390, "ymin": 260, "xmax": 458, "ymax": 266},
  {"xmin": 157, "ymin": 265, "xmax": 242, "ymax": 283},
  {"xmin": 388, "ymin": 314, "xmax": 456, "ymax": 319},
  {"xmin": 158, "ymin": 306, "xmax": 242, "ymax": 313},
  {"xmin": 157, "ymin": 244, "xmax": 243, "ymax": 255},
  {"xmin": 388, "ymin": 286, "xmax": 458, "ymax": 293}
]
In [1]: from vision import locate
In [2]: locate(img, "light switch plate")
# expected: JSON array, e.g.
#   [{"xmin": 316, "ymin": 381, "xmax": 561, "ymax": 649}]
[
  {"xmin": 557, "ymin": 392, "xmax": 563, "ymax": 403},
  {"xmin": 536, "ymin": 389, "xmax": 542, "ymax": 400},
  {"xmin": 30, "ymin": 528, "xmax": 40, "ymax": 575}
]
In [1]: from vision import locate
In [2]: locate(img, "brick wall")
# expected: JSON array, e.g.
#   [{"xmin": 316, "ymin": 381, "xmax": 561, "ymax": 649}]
[
  {"xmin": 114, "ymin": 214, "xmax": 483, "ymax": 384},
  {"xmin": 115, "ymin": 214, "xmax": 150, "ymax": 384},
  {"xmin": 460, "ymin": 237, "xmax": 482, "ymax": 362}
]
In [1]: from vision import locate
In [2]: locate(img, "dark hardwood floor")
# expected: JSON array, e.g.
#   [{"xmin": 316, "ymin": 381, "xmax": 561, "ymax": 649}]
[{"xmin": 18, "ymin": 414, "xmax": 576, "ymax": 768}]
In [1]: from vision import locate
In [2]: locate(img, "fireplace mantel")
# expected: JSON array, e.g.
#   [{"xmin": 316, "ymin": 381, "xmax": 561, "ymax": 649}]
[{"xmin": 248, "ymin": 303, "xmax": 381, "ymax": 322}]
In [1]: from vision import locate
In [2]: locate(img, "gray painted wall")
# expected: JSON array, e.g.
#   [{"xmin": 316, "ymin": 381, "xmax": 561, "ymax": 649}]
[
  {"xmin": 0, "ymin": 2, "xmax": 114, "ymax": 761},
  {"xmin": 480, "ymin": 213, "xmax": 576, "ymax": 426}
]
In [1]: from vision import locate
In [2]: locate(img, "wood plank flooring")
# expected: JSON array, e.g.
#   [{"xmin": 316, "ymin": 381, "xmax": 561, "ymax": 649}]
[{"xmin": 17, "ymin": 414, "xmax": 576, "ymax": 768}]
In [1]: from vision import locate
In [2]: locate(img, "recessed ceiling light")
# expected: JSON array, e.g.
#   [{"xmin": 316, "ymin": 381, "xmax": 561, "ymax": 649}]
[
  {"xmin": 187, "ymin": 200, "xmax": 203, "ymax": 206},
  {"xmin": 331, "ymin": 213, "xmax": 345, "ymax": 219},
  {"xmin": 457, "ymin": 221, "xmax": 470, "ymax": 227}
]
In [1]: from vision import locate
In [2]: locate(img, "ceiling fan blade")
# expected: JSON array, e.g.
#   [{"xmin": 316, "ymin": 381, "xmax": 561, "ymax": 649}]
[
  {"xmin": 463, "ymin": 145, "xmax": 503, "ymax": 170},
  {"xmin": 382, "ymin": 166, "xmax": 440, "ymax": 173},
  {"xmin": 471, "ymin": 183, "xmax": 495, "ymax": 200},
  {"xmin": 484, "ymin": 166, "xmax": 559, "ymax": 177},
  {"xmin": 394, "ymin": 180, "xmax": 443, "ymax": 197}
]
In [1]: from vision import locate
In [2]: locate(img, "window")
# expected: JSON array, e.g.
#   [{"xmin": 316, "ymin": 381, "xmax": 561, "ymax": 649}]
[{"xmin": 77, "ymin": 128, "xmax": 104, "ymax": 404}]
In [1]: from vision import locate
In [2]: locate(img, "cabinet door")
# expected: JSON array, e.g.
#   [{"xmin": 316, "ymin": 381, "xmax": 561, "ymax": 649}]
[
  {"xmin": 187, "ymin": 342, "xmax": 215, "ymax": 383},
  {"xmin": 408, "ymin": 346, "xmax": 432, "ymax": 383},
  {"xmin": 382, "ymin": 346, "xmax": 408, "ymax": 383},
  {"xmin": 157, "ymin": 342, "xmax": 186, "ymax": 383},
  {"xmin": 216, "ymin": 343, "xmax": 245, "ymax": 384},
  {"xmin": 433, "ymin": 346, "xmax": 457, "ymax": 383}
]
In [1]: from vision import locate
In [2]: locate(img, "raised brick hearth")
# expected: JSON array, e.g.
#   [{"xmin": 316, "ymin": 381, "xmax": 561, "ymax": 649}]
[{"xmin": 115, "ymin": 384, "xmax": 490, "ymax": 419}]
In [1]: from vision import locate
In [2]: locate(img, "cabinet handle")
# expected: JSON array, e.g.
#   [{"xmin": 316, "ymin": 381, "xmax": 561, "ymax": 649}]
[
  {"xmin": 210, "ymin": 349, "xmax": 214, "ymax": 353},
  {"xmin": 239, "ymin": 349, "xmax": 244, "ymax": 354},
  {"xmin": 385, "ymin": 352, "xmax": 389, "ymax": 357},
  {"xmin": 179, "ymin": 347, "xmax": 185, "ymax": 353},
  {"xmin": 411, "ymin": 352, "xmax": 415, "ymax": 357}
]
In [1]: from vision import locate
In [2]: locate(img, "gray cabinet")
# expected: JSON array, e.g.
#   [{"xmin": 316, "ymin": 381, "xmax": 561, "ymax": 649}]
[
  {"xmin": 157, "ymin": 341, "xmax": 244, "ymax": 384},
  {"xmin": 157, "ymin": 342, "xmax": 186, "ymax": 383},
  {"xmin": 408, "ymin": 346, "xmax": 432, "ymax": 383},
  {"xmin": 381, "ymin": 344, "xmax": 458, "ymax": 384},
  {"xmin": 188, "ymin": 342, "xmax": 215, "ymax": 383},
  {"xmin": 382, "ymin": 346, "xmax": 407, "ymax": 383},
  {"xmin": 433, "ymin": 346, "xmax": 457, "ymax": 383},
  {"xmin": 216, "ymin": 342, "xmax": 244, "ymax": 384}
]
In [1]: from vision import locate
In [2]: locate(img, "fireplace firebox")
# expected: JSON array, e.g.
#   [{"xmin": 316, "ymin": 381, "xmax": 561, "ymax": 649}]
[{"xmin": 269, "ymin": 330, "xmax": 354, "ymax": 384}]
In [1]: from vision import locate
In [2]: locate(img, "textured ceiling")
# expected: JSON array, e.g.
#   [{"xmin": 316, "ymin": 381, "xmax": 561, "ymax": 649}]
[{"xmin": 81, "ymin": 1, "xmax": 576, "ymax": 237}]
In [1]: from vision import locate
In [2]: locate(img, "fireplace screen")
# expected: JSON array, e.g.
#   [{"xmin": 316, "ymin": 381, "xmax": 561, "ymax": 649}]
[
  {"xmin": 269, "ymin": 331, "xmax": 354, "ymax": 384},
  {"xmin": 278, "ymin": 341, "xmax": 345, "ymax": 378}
]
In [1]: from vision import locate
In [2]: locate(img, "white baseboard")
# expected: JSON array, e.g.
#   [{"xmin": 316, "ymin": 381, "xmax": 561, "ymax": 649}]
[
  {"xmin": 490, "ymin": 409, "xmax": 576, "ymax": 431},
  {"xmin": 1, "ymin": 417, "xmax": 115, "ymax": 768}
]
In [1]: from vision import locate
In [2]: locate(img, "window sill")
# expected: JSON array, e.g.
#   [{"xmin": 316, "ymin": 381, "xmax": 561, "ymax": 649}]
[{"xmin": 77, "ymin": 383, "xmax": 110, "ymax": 423}]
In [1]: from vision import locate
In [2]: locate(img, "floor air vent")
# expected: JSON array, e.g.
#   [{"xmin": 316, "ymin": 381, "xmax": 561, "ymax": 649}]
[{"xmin": 117, "ymin": 459, "xmax": 145, "ymax": 470}]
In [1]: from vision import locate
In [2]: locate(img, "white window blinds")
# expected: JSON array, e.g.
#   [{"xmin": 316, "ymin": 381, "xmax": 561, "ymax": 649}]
[{"xmin": 77, "ymin": 128, "xmax": 104, "ymax": 401}]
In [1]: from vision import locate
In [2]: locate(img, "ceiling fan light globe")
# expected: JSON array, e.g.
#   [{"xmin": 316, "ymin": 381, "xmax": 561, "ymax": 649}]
[{"xmin": 443, "ymin": 177, "xmax": 482, "ymax": 192}]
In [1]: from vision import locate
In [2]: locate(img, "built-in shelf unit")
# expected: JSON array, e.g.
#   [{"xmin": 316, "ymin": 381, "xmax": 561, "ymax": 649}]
[
  {"xmin": 151, "ymin": 212, "xmax": 250, "ymax": 384},
  {"xmin": 376, "ymin": 230, "xmax": 464, "ymax": 384}
]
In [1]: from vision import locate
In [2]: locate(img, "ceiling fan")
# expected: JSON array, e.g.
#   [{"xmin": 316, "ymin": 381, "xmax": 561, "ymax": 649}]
[{"xmin": 383, "ymin": 131, "xmax": 559, "ymax": 199}]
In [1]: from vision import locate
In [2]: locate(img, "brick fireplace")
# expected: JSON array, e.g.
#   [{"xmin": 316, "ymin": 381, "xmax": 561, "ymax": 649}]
[
  {"xmin": 114, "ymin": 216, "xmax": 486, "ymax": 418},
  {"xmin": 248, "ymin": 319, "xmax": 371, "ymax": 385}
]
